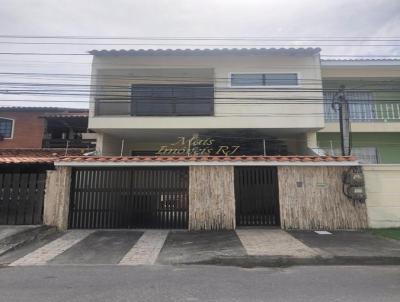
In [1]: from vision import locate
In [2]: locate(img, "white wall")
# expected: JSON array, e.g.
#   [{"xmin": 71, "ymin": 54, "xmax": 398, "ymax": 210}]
[
  {"xmin": 96, "ymin": 133, "xmax": 124, "ymax": 156},
  {"xmin": 364, "ymin": 165, "xmax": 400, "ymax": 228},
  {"xmin": 89, "ymin": 53, "xmax": 324, "ymax": 130}
]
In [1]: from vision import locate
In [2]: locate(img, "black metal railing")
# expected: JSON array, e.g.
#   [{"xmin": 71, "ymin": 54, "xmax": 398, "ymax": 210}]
[{"xmin": 42, "ymin": 138, "xmax": 95, "ymax": 149}]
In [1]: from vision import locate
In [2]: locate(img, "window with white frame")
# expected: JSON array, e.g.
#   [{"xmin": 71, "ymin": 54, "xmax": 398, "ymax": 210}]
[
  {"xmin": 231, "ymin": 73, "xmax": 298, "ymax": 87},
  {"xmin": 0, "ymin": 118, "xmax": 13, "ymax": 139}
]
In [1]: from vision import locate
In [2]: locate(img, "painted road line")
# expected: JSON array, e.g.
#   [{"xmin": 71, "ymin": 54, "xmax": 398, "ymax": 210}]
[
  {"xmin": 10, "ymin": 230, "xmax": 95, "ymax": 266},
  {"xmin": 119, "ymin": 230, "xmax": 169, "ymax": 265},
  {"xmin": 236, "ymin": 229, "xmax": 318, "ymax": 257}
]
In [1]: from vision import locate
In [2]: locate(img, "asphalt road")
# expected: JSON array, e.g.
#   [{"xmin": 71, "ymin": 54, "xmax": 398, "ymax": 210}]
[{"xmin": 0, "ymin": 265, "xmax": 399, "ymax": 302}]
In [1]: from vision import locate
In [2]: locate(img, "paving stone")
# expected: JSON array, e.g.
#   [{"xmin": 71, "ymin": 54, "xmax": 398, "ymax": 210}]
[
  {"xmin": 119, "ymin": 230, "xmax": 169, "ymax": 265},
  {"xmin": 236, "ymin": 228, "xmax": 318, "ymax": 258},
  {"xmin": 10, "ymin": 230, "xmax": 94, "ymax": 266}
]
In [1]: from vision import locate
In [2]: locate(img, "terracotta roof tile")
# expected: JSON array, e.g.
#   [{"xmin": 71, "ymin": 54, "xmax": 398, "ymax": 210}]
[
  {"xmin": 0, "ymin": 148, "xmax": 90, "ymax": 157},
  {"xmin": 0, "ymin": 148, "xmax": 93, "ymax": 164},
  {"xmin": 56, "ymin": 155, "xmax": 358, "ymax": 164},
  {"xmin": 0, "ymin": 157, "xmax": 55, "ymax": 164}
]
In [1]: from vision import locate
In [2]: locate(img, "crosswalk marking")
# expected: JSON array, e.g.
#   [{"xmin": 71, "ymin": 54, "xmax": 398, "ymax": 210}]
[
  {"xmin": 119, "ymin": 230, "xmax": 169, "ymax": 265},
  {"xmin": 10, "ymin": 230, "xmax": 95, "ymax": 266}
]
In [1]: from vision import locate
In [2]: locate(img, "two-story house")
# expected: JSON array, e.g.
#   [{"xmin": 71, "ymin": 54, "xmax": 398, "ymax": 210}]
[
  {"xmin": 88, "ymin": 49, "xmax": 399, "ymax": 164},
  {"xmin": 89, "ymin": 48, "xmax": 324, "ymax": 157}
]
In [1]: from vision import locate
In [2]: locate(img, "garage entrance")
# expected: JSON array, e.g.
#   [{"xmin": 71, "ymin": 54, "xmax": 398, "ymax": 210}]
[
  {"xmin": 234, "ymin": 166, "xmax": 280, "ymax": 226},
  {"xmin": 69, "ymin": 167, "xmax": 189, "ymax": 229}
]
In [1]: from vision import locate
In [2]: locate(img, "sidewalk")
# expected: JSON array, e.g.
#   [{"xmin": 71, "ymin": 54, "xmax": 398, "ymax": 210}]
[
  {"xmin": 2, "ymin": 227, "xmax": 400, "ymax": 267},
  {"xmin": 0, "ymin": 225, "xmax": 57, "ymax": 257},
  {"xmin": 158, "ymin": 228, "xmax": 400, "ymax": 267}
]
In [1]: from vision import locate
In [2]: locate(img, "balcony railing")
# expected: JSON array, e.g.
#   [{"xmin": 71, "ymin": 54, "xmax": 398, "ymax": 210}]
[
  {"xmin": 312, "ymin": 147, "xmax": 379, "ymax": 164},
  {"xmin": 324, "ymin": 101, "xmax": 400, "ymax": 122},
  {"xmin": 42, "ymin": 138, "xmax": 95, "ymax": 149}
]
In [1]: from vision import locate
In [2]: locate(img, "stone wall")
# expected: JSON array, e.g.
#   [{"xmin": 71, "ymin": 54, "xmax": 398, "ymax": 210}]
[
  {"xmin": 43, "ymin": 167, "xmax": 72, "ymax": 230},
  {"xmin": 278, "ymin": 166, "xmax": 368, "ymax": 230},
  {"xmin": 188, "ymin": 166, "xmax": 235, "ymax": 230}
]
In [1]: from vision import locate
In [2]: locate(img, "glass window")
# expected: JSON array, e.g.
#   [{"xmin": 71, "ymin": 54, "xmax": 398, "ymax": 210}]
[
  {"xmin": 131, "ymin": 85, "xmax": 214, "ymax": 116},
  {"xmin": 0, "ymin": 118, "xmax": 13, "ymax": 138},
  {"xmin": 265, "ymin": 73, "xmax": 298, "ymax": 86},
  {"xmin": 231, "ymin": 74, "xmax": 264, "ymax": 86},
  {"xmin": 231, "ymin": 73, "xmax": 298, "ymax": 86}
]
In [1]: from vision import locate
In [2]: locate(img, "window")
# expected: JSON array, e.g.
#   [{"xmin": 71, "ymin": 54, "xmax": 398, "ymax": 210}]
[
  {"xmin": 131, "ymin": 84, "xmax": 214, "ymax": 116},
  {"xmin": 231, "ymin": 73, "xmax": 298, "ymax": 87},
  {"xmin": 0, "ymin": 118, "xmax": 13, "ymax": 139}
]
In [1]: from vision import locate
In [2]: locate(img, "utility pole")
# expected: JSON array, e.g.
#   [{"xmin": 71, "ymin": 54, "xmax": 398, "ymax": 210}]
[{"xmin": 332, "ymin": 85, "xmax": 351, "ymax": 156}]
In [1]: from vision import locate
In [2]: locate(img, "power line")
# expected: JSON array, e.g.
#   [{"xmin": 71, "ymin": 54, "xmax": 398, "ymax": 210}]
[
  {"xmin": 1, "ymin": 41, "xmax": 400, "ymax": 47},
  {"xmin": 1, "ymin": 34, "xmax": 400, "ymax": 40},
  {"xmin": 1, "ymin": 72, "xmax": 399, "ymax": 83},
  {"xmin": 0, "ymin": 51, "xmax": 399, "ymax": 57},
  {"xmin": 0, "ymin": 59, "xmax": 399, "ymax": 69}
]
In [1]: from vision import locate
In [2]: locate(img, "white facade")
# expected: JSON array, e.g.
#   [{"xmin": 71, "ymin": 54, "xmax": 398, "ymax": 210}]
[{"xmin": 88, "ymin": 48, "xmax": 325, "ymax": 155}]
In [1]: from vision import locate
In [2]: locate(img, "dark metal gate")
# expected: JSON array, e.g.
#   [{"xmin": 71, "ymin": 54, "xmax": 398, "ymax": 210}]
[
  {"xmin": 235, "ymin": 167, "xmax": 280, "ymax": 226},
  {"xmin": 0, "ymin": 172, "xmax": 46, "ymax": 225},
  {"xmin": 69, "ymin": 167, "xmax": 189, "ymax": 229}
]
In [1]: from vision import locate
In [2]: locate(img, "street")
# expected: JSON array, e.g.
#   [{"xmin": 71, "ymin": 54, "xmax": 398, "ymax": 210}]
[{"xmin": 0, "ymin": 265, "xmax": 399, "ymax": 302}]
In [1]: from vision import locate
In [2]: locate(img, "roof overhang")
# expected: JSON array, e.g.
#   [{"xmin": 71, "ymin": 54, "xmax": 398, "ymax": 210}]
[
  {"xmin": 89, "ymin": 47, "xmax": 321, "ymax": 57},
  {"xmin": 321, "ymin": 59, "xmax": 400, "ymax": 67}
]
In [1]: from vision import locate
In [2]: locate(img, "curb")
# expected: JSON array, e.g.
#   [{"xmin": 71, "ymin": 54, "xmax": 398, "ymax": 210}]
[{"xmin": 184, "ymin": 255, "xmax": 400, "ymax": 268}]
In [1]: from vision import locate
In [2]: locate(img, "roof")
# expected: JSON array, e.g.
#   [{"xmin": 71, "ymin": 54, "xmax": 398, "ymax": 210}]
[
  {"xmin": 0, "ymin": 157, "xmax": 55, "ymax": 164},
  {"xmin": 0, "ymin": 107, "xmax": 88, "ymax": 112},
  {"xmin": 0, "ymin": 149, "xmax": 91, "ymax": 165},
  {"xmin": 321, "ymin": 59, "xmax": 400, "ymax": 66},
  {"xmin": 89, "ymin": 47, "xmax": 321, "ymax": 57},
  {"xmin": 55, "ymin": 155, "xmax": 358, "ymax": 167}
]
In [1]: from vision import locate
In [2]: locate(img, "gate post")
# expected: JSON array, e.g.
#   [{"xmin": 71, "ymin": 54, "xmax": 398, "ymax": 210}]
[
  {"xmin": 43, "ymin": 166, "xmax": 72, "ymax": 230},
  {"xmin": 188, "ymin": 166, "xmax": 235, "ymax": 230}
]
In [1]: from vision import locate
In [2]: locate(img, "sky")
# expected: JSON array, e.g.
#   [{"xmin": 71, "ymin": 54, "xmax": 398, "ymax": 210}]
[{"xmin": 0, "ymin": 0, "xmax": 399, "ymax": 108}]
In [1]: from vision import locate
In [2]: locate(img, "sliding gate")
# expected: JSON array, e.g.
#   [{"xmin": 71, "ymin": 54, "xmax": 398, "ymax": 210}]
[
  {"xmin": 69, "ymin": 167, "xmax": 189, "ymax": 229},
  {"xmin": 235, "ymin": 167, "xmax": 280, "ymax": 226}
]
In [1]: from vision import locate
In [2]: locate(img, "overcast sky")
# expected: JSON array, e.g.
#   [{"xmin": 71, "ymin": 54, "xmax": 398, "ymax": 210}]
[{"xmin": 0, "ymin": 0, "xmax": 399, "ymax": 108}]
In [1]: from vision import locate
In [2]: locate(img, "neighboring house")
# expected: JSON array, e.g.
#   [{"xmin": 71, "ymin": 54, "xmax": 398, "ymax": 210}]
[
  {"xmin": 0, "ymin": 107, "xmax": 96, "ymax": 150},
  {"xmin": 318, "ymin": 59, "xmax": 400, "ymax": 164},
  {"xmin": 88, "ymin": 49, "xmax": 399, "ymax": 164}
]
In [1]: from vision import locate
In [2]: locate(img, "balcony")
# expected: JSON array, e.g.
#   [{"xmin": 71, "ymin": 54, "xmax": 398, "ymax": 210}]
[
  {"xmin": 96, "ymin": 84, "xmax": 214, "ymax": 117},
  {"xmin": 324, "ymin": 101, "xmax": 400, "ymax": 122}
]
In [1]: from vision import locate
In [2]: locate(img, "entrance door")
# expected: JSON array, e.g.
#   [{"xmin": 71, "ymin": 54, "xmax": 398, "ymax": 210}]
[
  {"xmin": 234, "ymin": 167, "xmax": 279, "ymax": 226},
  {"xmin": 69, "ymin": 167, "xmax": 189, "ymax": 229}
]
